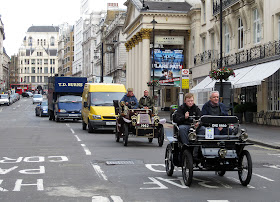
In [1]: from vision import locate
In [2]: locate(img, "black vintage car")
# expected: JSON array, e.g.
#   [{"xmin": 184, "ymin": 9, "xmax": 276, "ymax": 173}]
[
  {"xmin": 114, "ymin": 100, "xmax": 166, "ymax": 147},
  {"xmin": 165, "ymin": 115, "xmax": 253, "ymax": 187}
]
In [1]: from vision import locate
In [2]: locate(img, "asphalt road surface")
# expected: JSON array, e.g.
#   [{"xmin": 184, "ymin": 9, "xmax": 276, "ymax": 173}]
[{"xmin": 0, "ymin": 97, "xmax": 280, "ymax": 202}]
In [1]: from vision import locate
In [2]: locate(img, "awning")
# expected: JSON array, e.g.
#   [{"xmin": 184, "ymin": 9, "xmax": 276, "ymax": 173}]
[{"xmin": 190, "ymin": 59, "xmax": 280, "ymax": 93}]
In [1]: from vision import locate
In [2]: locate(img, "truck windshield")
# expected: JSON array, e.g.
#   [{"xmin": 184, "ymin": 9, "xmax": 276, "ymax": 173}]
[
  {"xmin": 90, "ymin": 92, "xmax": 125, "ymax": 106},
  {"xmin": 58, "ymin": 95, "xmax": 82, "ymax": 103}
]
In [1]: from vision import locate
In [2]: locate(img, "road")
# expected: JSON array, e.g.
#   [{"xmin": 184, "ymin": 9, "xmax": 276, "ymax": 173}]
[{"xmin": 0, "ymin": 98, "xmax": 280, "ymax": 202}]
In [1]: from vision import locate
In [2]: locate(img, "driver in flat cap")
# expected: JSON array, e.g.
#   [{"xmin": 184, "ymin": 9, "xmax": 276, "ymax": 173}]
[{"xmin": 120, "ymin": 88, "xmax": 139, "ymax": 109}]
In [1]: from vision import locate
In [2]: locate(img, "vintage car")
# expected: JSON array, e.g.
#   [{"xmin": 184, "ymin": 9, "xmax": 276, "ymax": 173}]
[
  {"xmin": 114, "ymin": 100, "xmax": 166, "ymax": 147},
  {"xmin": 165, "ymin": 115, "xmax": 253, "ymax": 187}
]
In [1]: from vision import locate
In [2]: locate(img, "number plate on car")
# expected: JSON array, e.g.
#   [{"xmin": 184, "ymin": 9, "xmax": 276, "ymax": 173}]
[
  {"xmin": 205, "ymin": 127, "xmax": 214, "ymax": 139},
  {"xmin": 69, "ymin": 114, "xmax": 78, "ymax": 116},
  {"xmin": 140, "ymin": 124, "xmax": 149, "ymax": 128},
  {"xmin": 106, "ymin": 122, "xmax": 116, "ymax": 125}
]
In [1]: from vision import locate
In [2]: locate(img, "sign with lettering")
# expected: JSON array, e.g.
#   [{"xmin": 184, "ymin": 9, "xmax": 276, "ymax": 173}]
[{"xmin": 155, "ymin": 36, "xmax": 184, "ymax": 45}]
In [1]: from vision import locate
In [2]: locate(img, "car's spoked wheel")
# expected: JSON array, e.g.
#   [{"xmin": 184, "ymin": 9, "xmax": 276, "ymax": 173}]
[
  {"xmin": 182, "ymin": 150, "xmax": 193, "ymax": 186},
  {"xmin": 115, "ymin": 124, "xmax": 120, "ymax": 142},
  {"xmin": 238, "ymin": 150, "xmax": 252, "ymax": 186},
  {"xmin": 82, "ymin": 120, "xmax": 87, "ymax": 130},
  {"xmin": 123, "ymin": 124, "xmax": 129, "ymax": 146},
  {"xmin": 158, "ymin": 125, "xmax": 164, "ymax": 147},
  {"xmin": 165, "ymin": 144, "xmax": 174, "ymax": 176}
]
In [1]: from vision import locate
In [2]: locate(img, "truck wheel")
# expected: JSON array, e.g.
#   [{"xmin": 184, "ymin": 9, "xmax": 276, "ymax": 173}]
[
  {"xmin": 82, "ymin": 120, "xmax": 87, "ymax": 130},
  {"xmin": 88, "ymin": 120, "xmax": 94, "ymax": 133}
]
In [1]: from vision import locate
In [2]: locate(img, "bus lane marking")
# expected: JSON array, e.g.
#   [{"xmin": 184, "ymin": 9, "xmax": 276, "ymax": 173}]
[
  {"xmin": 253, "ymin": 173, "xmax": 274, "ymax": 181},
  {"xmin": 81, "ymin": 144, "xmax": 91, "ymax": 155},
  {"xmin": 226, "ymin": 177, "xmax": 255, "ymax": 188},
  {"xmin": 70, "ymin": 128, "xmax": 75, "ymax": 134},
  {"xmin": 263, "ymin": 164, "xmax": 280, "ymax": 170},
  {"xmin": 74, "ymin": 135, "xmax": 81, "ymax": 142}
]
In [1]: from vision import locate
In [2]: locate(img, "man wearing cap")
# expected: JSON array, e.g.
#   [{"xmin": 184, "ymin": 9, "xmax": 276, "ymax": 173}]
[
  {"xmin": 139, "ymin": 90, "xmax": 154, "ymax": 109},
  {"xmin": 120, "ymin": 88, "xmax": 139, "ymax": 109}
]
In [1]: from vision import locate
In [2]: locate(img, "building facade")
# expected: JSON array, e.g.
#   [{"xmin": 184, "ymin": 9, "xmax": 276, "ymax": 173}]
[
  {"xmin": 0, "ymin": 16, "xmax": 6, "ymax": 93},
  {"xmin": 2, "ymin": 48, "xmax": 10, "ymax": 92},
  {"xmin": 190, "ymin": 0, "xmax": 280, "ymax": 115},
  {"xmin": 18, "ymin": 26, "xmax": 59, "ymax": 91},
  {"xmin": 9, "ymin": 55, "xmax": 19, "ymax": 85}
]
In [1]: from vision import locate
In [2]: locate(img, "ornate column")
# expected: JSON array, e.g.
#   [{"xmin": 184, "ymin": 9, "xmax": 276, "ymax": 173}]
[
  {"xmin": 137, "ymin": 32, "xmax": 143, "ymax": 99},
  {"xmin": 132, "ymin": 35, "xmax": 138, "ymax": 94},
  {"xmin": 125, "ymin": 42, "xmax": 130, "ymax": 88},
  {"xmin": 141, "ymin": 28, "xmax": 152, "ymax": 97}
]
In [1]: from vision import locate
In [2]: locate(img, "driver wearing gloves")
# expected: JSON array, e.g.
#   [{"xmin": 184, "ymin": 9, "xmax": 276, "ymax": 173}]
[{"xmin": 120, "ymin": 88, "xmax": 139, "ymax": 109}]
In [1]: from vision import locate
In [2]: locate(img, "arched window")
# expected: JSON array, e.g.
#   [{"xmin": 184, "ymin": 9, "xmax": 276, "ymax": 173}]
[
  {"xmin": 253, "ymin": 9, "xmax": 261, "ymax": 44},
  {"xmin": 50, "ymin": 37, "xmax": 55, "ymax": 46},
  {"xmin": 28, "ymin": 37, "xmax": 33, "ymax": 46}
]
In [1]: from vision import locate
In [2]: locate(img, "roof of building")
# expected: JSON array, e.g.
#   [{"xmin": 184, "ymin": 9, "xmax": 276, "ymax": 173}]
[
  {"xmin": 27, "ymin": 26, "xmax": 59, "ymax": 32},
  {"xmin": 142, "ymin": 1, "xmax": 192, "ymax": 13},
  {"xmin": 26, "ymin": 48, "xmax": 57, "ymax": 56}
]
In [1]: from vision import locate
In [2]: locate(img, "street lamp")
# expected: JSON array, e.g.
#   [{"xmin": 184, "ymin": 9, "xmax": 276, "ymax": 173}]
[
  {"xmin": 219, "ymin": 0, "xmax": 224, "ymax": 102},
  {"xmin": 151, "ymin": 16, "xmax": 157, "ymax": 97}
]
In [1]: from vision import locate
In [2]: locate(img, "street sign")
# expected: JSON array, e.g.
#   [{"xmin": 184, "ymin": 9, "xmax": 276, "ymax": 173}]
[
  {"xmin": 182, "ymin": 78, "xmax": 189, "ymax": 89},
  {"xmin": 182, "ymin": 69, "xmax": 189, "ymax": 76}
]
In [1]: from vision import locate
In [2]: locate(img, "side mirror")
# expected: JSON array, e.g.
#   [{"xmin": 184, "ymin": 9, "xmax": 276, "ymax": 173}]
[{"xmin": 84, "ymin": 102, "xmax": 88, "ymax": 108}]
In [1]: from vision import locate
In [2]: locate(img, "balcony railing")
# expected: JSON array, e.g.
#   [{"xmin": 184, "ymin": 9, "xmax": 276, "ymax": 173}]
[
  {"xmin": 213, "ymin": 0, "xmax": 240, "ymax": 15},
  {"xmin": 211, "ymin": 40, "xmax": 280, "ymax": 69},
  {"xmin": 194, "ymin": 50, "xmax": 218, "ymax": 66}
]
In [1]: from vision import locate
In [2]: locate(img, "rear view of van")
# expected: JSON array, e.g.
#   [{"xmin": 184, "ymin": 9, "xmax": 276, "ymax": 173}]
[{"xmin": 82, "ymin": 83, "xmax": 126, "ymax": 133}]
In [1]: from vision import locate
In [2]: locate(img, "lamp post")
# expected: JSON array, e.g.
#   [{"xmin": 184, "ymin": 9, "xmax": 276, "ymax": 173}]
[
  {"xmin": 219, "ymin": 0, "xmax": 224, "ymax": 102},
  {"xmin": 91, "ymin": 61, "xmax": 94, "ymax": 82},
  {"xmin": 101, "ymin": 42, "xmax": 104, "ymax": 83},
  {"xmin": 151, "ymin": 16, "xmax": 157, "ymax": 97}
]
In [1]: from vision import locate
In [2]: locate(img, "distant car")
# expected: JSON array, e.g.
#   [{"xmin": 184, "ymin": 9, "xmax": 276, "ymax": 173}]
[
  {"xmin": 22, "ymin": 92, "xmax": 29, "ymax": 97},
  {"xmin": 33, "ymin": 94, "xmax": 43, "ymax": 104},
  {"xmin": 35, "ymin": 101, "xmax": 48, "ymax": 117},
  {"xmin": 15, "ymin": 93, "xmax": 20, "ymax": 101},
  {"xmin": 0, "ymin": 94, "xmax": 10, "ymax": 106},
  {"xmin": 27, "ymin": 92, "xmax": 33, "ymax": 97}
]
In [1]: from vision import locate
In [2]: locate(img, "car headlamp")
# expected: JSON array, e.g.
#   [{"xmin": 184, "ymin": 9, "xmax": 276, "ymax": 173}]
[
  {"xmin": 131, "ymin": 115, "xmax": 137, "ymax": 126},
  {"xmin": 58, "ymin": 109, "xmax": 66, "ymax": 113},
  {"xmin": 188, "ymin": 129, "xmax": 197, "ymax": 141},
  {"xmin": 218, "ymin": 148, "xmax": 227, "ymax": 158},
  {"xmin": 239, "ymin": 129, "xmax": 248, "ymax": 141},
  {"xmin": 92, "ymin": 115, "xmax": 101, "ymax": 119},
  {"xmin": 123, "ymin": 106, "xmax": 128, "ymax": 116},
  {"xmin": 120, "ymin": 101, "xmax": 125, "ymax": 107},
  {"xmin": 154, "ymin": 116, "xmax": 159, "ymax": 126}
]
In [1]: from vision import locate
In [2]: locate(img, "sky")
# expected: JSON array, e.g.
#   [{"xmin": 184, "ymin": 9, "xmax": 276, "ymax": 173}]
[{"xmin": 0, "ymin": 0, "xmax": 126, "ymax": 56}]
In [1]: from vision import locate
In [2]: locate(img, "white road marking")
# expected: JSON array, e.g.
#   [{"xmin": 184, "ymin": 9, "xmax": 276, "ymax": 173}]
[
  {"xmin": 13, "ymin": 108, "xmax": 16, "ymax": 110},
  {"xmin": 267, "ymin": 153, "xmax": 280, "ymax": 157},
  {"xmin": 80, "ymin": 144, "xmax": 91, "ymax": 155},
  {"xmin": 0, "ymin": 108, "xmax": 2, "ymax": 112},
  {"xmin": 70, "ymin": 128, "xmax": 75, "ymax": 134},
  {"xmin": 91, "ymin": 163, "xmax": 108, "ymax": 181},
  {"xmin": 110, "ymin": 196, "xmax": 123, "ymax": 202},
  {"xmin": 66, "ymin": 124, "xmax": 70, "ymax": 127},
  {"xmin": 74, "ymin": 135, "xmax": 81, "ymax": 142},
  {"xmin": 92, "ymin": 196, "xmax": 110, "ymax": 202},
  {"xmin": 207, "ymin": 200, "xmax": 229, "ymax": 202},
  {"xmin": 253, "ymin": 173, "xmax": 274, "ymax": 181},
  {"xmin": 263, "ymin": 164, "xmax": 280, "ymax": 170},
  {"xmin": 226, "ymin": 177, "xmax": 255, "ymax": 188}
]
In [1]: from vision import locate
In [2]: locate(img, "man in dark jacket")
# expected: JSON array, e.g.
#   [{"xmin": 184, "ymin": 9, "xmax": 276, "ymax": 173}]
[
  {"xmin": 202, "ymin": 91, "xmax": 229, "ymax": 135},
  {"xmin": 120, "ymin": 88, "xmax": 139, "ymax": 109},
  {"xmin": 139, "ymin": 90, "xmax": 154, "ymax": 109},
  {"xmin": 173, "ymin": 93, "xmax": 205, "ymax": 145}
]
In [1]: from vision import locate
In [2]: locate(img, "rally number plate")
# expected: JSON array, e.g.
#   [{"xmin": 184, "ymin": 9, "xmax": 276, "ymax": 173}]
[{"xmin": 205, "ymin": 127, "xmax": 214, "ymax": 139}]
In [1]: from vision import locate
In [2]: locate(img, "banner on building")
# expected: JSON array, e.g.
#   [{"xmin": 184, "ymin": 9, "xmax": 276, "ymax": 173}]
[{"xmin": 150, "ymin": 49, "xmax": 184, "ymax": 87}]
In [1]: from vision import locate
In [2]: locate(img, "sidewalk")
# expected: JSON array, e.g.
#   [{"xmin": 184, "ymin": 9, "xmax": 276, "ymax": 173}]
[{"xmin": 158, "ymin": 110, "xmax": 280, "ymax": 149}]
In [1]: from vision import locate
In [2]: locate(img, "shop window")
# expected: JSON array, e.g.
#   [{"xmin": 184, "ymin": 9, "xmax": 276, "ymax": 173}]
[
  {"xmin": 166, "ymin": 89, "xmax": 171, "ymax": 102},
  {"xmin": 267, "ymin": 69, "xmax": 280, "ymax": 111}
]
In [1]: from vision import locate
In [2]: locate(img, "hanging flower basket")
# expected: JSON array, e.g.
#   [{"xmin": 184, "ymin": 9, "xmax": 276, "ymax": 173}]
[
  {"xmin": 147, "ymin": 80, "xmax": 160, "ymax": 87},
  {"xmin": 209, "ymin": 67, "xmax": 235, "ymax": 81}
]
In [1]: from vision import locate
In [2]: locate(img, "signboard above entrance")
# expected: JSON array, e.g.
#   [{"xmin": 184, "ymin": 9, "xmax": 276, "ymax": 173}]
[{"xmin": 155, "ymin": 36, "xmax": 184, "ymax": 45}]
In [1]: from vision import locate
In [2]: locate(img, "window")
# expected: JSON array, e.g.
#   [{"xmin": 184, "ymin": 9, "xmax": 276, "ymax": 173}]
[
  {"xmin": 278, "ymin": 15, "xmax": 280, "ymax": 41},
  {"xmin": 211, "ymin": 33, "xmax": 215, "ymax": 53},
  {"xmin": 202, "ymin": 37, "xmax": 206, "ymax": 52},
  {"xmin": 44, "ymin": 59, "xmax": 48, "ymax": 65},
  {"xmin": 50, "ymin": 59, "xmax": 52, "ymax": 65},
  {"xmin": 238, "ymin": 18, "xmax": 244, "ymax": 49},
  {"xmin": 267, "ymin": 69, "xmax": 280, "ymax": 111},
  {"xmin": 44, "ymin": 67, "xmax": 48, "ymax": 73},
  {"xmin": 44, "ymin": 76, "xmax": 48, "ymax": 83},
  {"xmin": 28, "ymin": 37, "xmax": 33, "ymax": 46},
  {"xmin": 253, "ymin": 9, "xmax": 261, "ymax": 44},
  {"xmin": 37, "ymin": 39, "xmax": 40, "ymax": 45},
  {"xmin": 32, "ymin": 67, "xmax": 35, "ymax": 73},
  {"xmin": 31, "ymin": 59, "xmax": 35, "ymax": 65},
  {"xmin": 202, "ymin": 1, "xmax": 206, "ymax": 23},
  {"xmin": 225, "ymin": 24, "xmax": 230, "ymax": 53},
  {"xmin": 37, "ymin": 76, "xmax": 40, "ymax": 83},
  {"xmin": 50, "ymin": 37, "xmax": 55, "ymax": 46},
  {"xmin": 40, "ymin": 67, "xmax": 42, "ymax": 73},
  {"xmin": 31, "ymin": 76, "xmax": 35, "ymax": 83},
  {"xmin": 44, "ymin": 39, "xmax": 46, "ymax": 46}
]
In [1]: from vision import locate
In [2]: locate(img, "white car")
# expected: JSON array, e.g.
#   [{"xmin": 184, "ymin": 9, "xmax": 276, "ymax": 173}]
[
  {"xmin": 33, "ymin": 94, "xmax": 43, "ymax": 104},
  {"xmin": 0, "ymin": 94, "xmax": 10, "ymax": 106}
]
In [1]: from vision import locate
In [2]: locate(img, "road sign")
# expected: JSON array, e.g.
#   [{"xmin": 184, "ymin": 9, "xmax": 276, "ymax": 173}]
[
  {"xmin": 182, "ymin": 78, "xmax": 189, "ymax": 89},
  {"xmin": 182, "ymin": 69, "xmax": 189, "ymax": 76}
]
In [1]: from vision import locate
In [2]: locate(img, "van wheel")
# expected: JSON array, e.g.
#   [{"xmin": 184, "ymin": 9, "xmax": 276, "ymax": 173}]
[{"xmin": 82, "ymin": 120, "xmax": 87, "ymax": 130}]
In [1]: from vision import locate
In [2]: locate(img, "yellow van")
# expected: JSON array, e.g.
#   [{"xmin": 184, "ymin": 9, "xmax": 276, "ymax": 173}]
[{"xmin": 82, "ymin": 83, "xmax": 126, "ymax": 133}]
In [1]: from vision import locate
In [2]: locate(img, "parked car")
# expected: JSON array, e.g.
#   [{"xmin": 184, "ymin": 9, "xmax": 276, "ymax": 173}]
[
  {"xmin": 35, "ymin": 101, "xmax": 48, "ymax": 117},
  {"xmin": 0, "ymin": 94, "xmax": 10, "ymax": 106},
  {"xmin": 33, "ymin": 94, "xmax": 43, "ymax": 104},
  {"xmin": 15, "ymin": 93, "xmax": 20, "ymax": 101}
]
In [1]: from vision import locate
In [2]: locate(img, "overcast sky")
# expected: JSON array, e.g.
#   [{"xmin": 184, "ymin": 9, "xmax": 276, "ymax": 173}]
[{"xmin": 0, "ymin": 0, "xmax": 126, "ymax": 56}]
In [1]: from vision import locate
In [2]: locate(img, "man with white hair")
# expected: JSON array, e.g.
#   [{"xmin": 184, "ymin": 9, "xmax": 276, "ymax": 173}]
[{"xmin": 202, "ymin": 91, "xmax": 229, "ymax": 135}]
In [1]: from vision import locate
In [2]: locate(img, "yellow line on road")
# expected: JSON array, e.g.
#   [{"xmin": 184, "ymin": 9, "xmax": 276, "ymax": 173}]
[{"xmin": 252, "ymin": 144, "xmax": 280, "ymax": 151}]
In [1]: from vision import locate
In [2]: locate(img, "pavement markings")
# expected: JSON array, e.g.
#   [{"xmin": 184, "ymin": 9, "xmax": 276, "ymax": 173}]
[
  {"xmin": 253, "ymin": 145, "xmax": 280, "ymax": 151},
  {"xmin": 226, "ymin": 177, "xmax": 255, "ymax": 188},
  {"xmin": 110, "ymin": 196, "xmax": 123, "ymax": 202},
  {"xmin": 65, "ymin": 123, "xmax": 70, "ymax": 127},
  {"xmin": 81, "ymin": 144, "xmax": 91, "ymax": 155},
  {"xmin": 91, "ymin": 163, "xmax": 108, "ymax": 181},
  {"xmin": 0, "ymin": 108, "xmax": 2, "ymax": 113},
  {"xmin": 253, "ymin": 173, "xmax": 274, "ymax": 181},
  {"xmin": 207, "ymin": 200, "xmax": 229, "ymax": 202},
  {"xmin": 74, "ymin": 135, "xmax": 81, "ymax": 142},
  {"xmin": 70, "ymin": 128, "xmax": 75, "ymax": 134}
]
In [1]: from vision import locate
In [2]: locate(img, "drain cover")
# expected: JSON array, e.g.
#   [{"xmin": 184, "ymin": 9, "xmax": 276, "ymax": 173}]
[{"xmin": 106, "ymin": 160, "xmax": 135, "ymax": 165}]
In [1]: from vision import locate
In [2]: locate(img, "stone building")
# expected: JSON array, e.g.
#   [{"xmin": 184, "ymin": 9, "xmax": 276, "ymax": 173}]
[
  {"xmin": 9, "ymin": 55, "xmax": 19, "ymax": 85},
  {"xmin": 0, "ymin": 16, "xmax": 6, "ymax": 93},
  {"xmin": 18, "ymin": 26, "xmax": 59, "ymax": 91}
]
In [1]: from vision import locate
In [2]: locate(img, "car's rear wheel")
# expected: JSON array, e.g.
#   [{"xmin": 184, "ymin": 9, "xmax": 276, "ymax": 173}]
[
  {"xmin": 165, "ymin": 144, "xmax": 174, "ymax": 176},
  {"xmin": 158, "ymin": 125, "xmax": 164, "ymax": 147},
  {"xmin": 238, "ymin": 150, "xmax": 252, "ymax": 186},
  {"xmin": 182, "ymin": 149, "xmax": 193, "ymax": 186},
  {"xmin": 82, "ymin": 120, "xmax": 87, "ymax": 130},
  {"xmin": 123, "ymin": 124, "xmax": 129, "ymax": 146},
  {"xmin": 115, "ymin": 124, "xmax": 120, "ymax": 142}
]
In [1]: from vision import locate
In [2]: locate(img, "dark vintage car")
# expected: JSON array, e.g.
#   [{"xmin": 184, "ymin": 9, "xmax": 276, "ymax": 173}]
[
  {"xmin": 114, "ymin": 100, "xmax": 166, "ymax": 147},
  {"xmin": 165, "ymin": 115, "xmax": 253, "ymax": 187},
  {"xmin": 35, "ymin": 101, "xmax": 48, "ymax": 117}
]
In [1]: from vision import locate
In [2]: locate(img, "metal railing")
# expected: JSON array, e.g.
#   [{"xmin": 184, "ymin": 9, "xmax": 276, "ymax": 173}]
[
  {"xmin": 211, "ymin": 40, "xmax": 280, "ymax": 69},
  {"xmin": 213, "ymin": 0, "xmax": 240, "ymax": 15},
  {"xmin": 194, "ymin": 50, "xmax": 218, "ymax": 66}
]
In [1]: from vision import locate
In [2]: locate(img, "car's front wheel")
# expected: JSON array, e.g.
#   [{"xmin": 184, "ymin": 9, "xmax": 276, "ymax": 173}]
[
  {"xmin": 238, "ymin": 150, "xmax": 252, "ymax": 186},
  {"xmin": 182, "ymin": 149, "xmax": 193, "ymax": 186},
  {"xmin": 165, "ymin": 144, "xmax": 174, "ymax": 176},
  {"xmin": 158, "ymin": 125, "xmax": 164, "ymax": 147}
]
